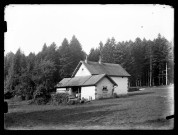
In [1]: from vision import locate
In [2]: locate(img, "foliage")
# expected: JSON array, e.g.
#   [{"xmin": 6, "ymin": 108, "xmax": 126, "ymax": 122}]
[
  {"xmin": 69, "ymin": 35, "xmax": 86, "ymax": 73},
  {"xmin": 51, "ymin": 93, "xmax": 69, "ymax": 105},
  {"xmin": 4, "ymin": 34, "xmax": 174, "ymax": 103},
  {"xmin": 101, "ymin": 37, "xmax": 116, "ymax": 63},
  {"xmin": 4, "ymin": 35, "xmax": 86, "ymax": 102},
  {"xmin": 88, "ymin": 48, "xmax": 100, "ymax": 62},
  {"xmin": 87, "ymin": 34, "xmax": 173, "ymax": 86},
  {"xmin": 58, "ymin": 38, "xmax": 73, "ymax": 78}
]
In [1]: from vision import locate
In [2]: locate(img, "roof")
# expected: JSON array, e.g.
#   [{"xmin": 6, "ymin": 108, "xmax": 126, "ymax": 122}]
[
  {"xmin": 72, "ymin": 61, "xmax": 131, "ymax": 77},
  {"xmin": 56, "ymin": 74, "xmax": 117, "ymax": 88},
  {"xmin": 56, "ymin": 78, "xmax": 71, "ymax": 87}
]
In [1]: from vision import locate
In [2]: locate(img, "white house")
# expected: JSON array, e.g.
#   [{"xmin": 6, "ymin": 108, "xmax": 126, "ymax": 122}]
[
  {"xmin": 56, "ymin": 74, "xmax": 117, "ymax": 100},
  {"xmin": 56, "ymin": 57, "xmax": 131, "ymax": 100}
]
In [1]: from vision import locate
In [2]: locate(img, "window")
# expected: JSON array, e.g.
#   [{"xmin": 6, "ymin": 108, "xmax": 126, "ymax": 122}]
[{"xmin": 102, "ymin": 86, "xmax": 108, "ymax": 91}]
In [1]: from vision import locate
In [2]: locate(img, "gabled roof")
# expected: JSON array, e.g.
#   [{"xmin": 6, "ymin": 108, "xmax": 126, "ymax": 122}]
[
  {"xmin": 56, "ymin": 74, "xmax": 117, "ymax": 88},
  {"xmin": 72, "ymin": 61, "xmax": 131, "ymax": 77},
  {"xmin": 56, "ymin": 78, "xmax": 71, "ymax": 87}
]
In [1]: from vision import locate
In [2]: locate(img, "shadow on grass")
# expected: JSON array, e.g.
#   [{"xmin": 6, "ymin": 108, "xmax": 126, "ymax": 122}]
[
  {"xmin": 128, "ymin": 91, "xmax": 155, "ymax": 97},
  {"xmin": 4, "ymin": 103, "xmax": 119, "ymax": 128},
  {"xmin": 139, "ymin": 118, "xmax": 173, "ymax": 128}
]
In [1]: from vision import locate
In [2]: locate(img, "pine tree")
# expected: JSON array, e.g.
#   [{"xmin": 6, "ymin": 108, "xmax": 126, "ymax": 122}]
[
  {"xmin": 32, "ymin": 59, "xmax": 57, "ymax": 98},
  {"xmin": 4, "ymin": 52, "xmax": 15, "ymax": 79},
  {"xmin": 69, "ymin": 35, "xmax": 85, "ymax": 74},
  {"xmin": 58, "ymin": 38, "xmax": 73, "ymax": 78},
  {"xmin": 88, "ymin": 48, "xmax": 100, "ymax": 62},
  {"xmin": 101, "ymin": 37, "xmax": 116, "ymax": 63}
]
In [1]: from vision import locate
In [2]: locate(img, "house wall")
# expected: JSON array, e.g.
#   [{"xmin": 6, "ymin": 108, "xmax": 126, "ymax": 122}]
[
  {"xmin": 111, "ymin": 77, "xmax": 128, "ymax": 95},
  {"xmin": 56, "ymin": 88, "xmax": 66, "ymax": 93},
  {"xmin": 56, "ymin": 88, "xmax": 71, "ymax": 95},
  {"xmin": 96, "ymin": 77, "xmax": 114, "ymax": 99},
  {"xmin": 81, "ymin": 86, "xmax": 95, "ymax": 100},
  {"xmin": 75, "ymin": 64, "xmax": 91, "ymax": 76}
]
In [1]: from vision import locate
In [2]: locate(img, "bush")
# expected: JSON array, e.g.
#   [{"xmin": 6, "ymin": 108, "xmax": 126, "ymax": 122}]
[
  {"xmin": 21, "ymin": 95, "xmax": 26, "ymax": 100},
  {"xmin": 27, "ymin": 99, "xmax": 35, "ymax": 105},
  {"xmin": 30, "ymin": 95, "xmax": 51, "ymax": 105},
  {"xmin": 51, "ymin": 93, "xmax": 69, "ymax": 105},
  {"xmin": 25, "ymin": 95, "xmax": 32, "ymax": 100},
  {"xmin": 34, "ymin": 97, "xmax": 46, "ymax": 105},
  {"xmin": 67, "ymin": 100, "xmax": 75, "ymax": 105},
  {"xmin": 13, "ymin": 95, "xmax": 23, "ymax": 102},
  {"xmin": 4, "ymin": 91, "xmax": 13, "ymax": 99},
  {"xmin": 30, "ymin": 84, "xmax": 52, "ymax": 105},
  {"xmin": 67, "ymin": 99, "xmax": 81, "ymax": 105}
]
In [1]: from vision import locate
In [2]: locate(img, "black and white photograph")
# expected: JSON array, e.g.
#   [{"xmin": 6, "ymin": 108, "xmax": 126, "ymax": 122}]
[{"xmin": 4, "ymin": 4, "xmax": 174, "ymax": 130}]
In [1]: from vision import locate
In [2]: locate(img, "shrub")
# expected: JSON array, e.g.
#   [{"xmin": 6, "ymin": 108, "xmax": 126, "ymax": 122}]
[
  {"xmin": 30, "ymin": 95, "xmax": 51, "ymax": 105},
  {"xmin": 25, "ymin": 95, "xmax": 32, "ymax": 100},
  {"xmin": 21, "ymin": 95, "xmax": 26, "ymax": 100},
  {"xmin": 27, "ymin": 99, "xmax": 35, "ymax": 105},
  {"xmin": 67, "ymin": 100, "xmax": 75, "ymax": 105},
  {"xmin": 30, "ymin": 84, "xmax": 51, "ymax": 105},
  {"xmin": 4, "ymin": 91, "xmax": 13, "ymax": 99},
  {"xmin": 51, "ymin": 93, "xmax": 69, "ymax": 105},
  {"xmin": 34, "ymin": 97, "xmax": 46, "ymax": 105},
  {"xmin": 12, "ymin": 95, "xmax": 23, "ymax": 102},
  {"xmin": 68, "ymin": 98, "xmax": 81, "ymax": 105}
]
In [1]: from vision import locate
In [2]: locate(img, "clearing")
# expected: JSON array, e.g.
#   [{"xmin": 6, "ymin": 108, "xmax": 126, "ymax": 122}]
[{"xmin": 4, "ymin": 85, "xmax": 174, "ymax": 130}]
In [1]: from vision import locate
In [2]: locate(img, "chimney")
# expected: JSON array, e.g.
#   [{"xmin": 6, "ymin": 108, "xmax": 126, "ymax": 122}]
[
  {"xmin": 85, "ymin": 55, "xmax": 88, "ymax": 63},
  {"xmin": 99, "ymin": 55, "xmax": 102, "ymax": 64}
]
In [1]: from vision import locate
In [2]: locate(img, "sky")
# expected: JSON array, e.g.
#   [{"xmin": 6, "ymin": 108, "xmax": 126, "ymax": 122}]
[{"xmin": 4, "ymin": 4, "xmax": 174, "ymax": 56}]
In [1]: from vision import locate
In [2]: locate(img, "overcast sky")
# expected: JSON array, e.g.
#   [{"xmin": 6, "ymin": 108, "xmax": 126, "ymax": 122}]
[{"xmin": 4, "ymin": 4, "xmax": 174, "ymax": 56}]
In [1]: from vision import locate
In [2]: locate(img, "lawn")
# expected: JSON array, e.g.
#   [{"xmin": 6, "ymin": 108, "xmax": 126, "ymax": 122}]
[{"xmin": 4, "ymin": 85, "xmax": 174, "ymax": 130}]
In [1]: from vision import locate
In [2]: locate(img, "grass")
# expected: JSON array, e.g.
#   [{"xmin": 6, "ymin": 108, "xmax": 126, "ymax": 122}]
[{"xmin": 4, "ymin": 85, "xmax": 174, "ymax": 130}]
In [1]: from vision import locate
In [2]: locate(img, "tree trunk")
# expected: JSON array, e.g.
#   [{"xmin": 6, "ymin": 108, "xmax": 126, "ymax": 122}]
[
  {"xmin": 140, "ymin": 79, "xmax": 142, "ymax": 86},
  {"xmin": 147, "ymin": 70, "xmax": 149, "ymax": 86},
  {"xmin": 149, "ymin": 46, "xmax": 152, "ymax": 87},
  {"xmin": 136, "ymin": 80, "xmax": 137, "ymax": 87},
  {"xmin": 152, "ymin": 77, "xmax": 154, "ymax": 86},
  {"xmin": 150, "ymin": 57, "xmax": 152, "ymax": 87},
  {"xmin": 166, "ymin": 62, "xmax": 167, "ymax": 85}
]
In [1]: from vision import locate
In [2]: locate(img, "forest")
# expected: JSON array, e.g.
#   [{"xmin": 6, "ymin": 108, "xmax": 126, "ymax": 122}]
[{"xmin": 4, "ymin": 34, "xmax": 174, "ymax": 100}]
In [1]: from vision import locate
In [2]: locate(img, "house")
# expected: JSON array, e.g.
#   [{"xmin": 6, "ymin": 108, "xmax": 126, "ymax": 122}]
[
  {"xmin": 56, "ymin": 74, "xmax": 117, "ymax": 100},
  {"xmin": 55, "ymin": 56, "xmax": 131, "ymax": 100}
]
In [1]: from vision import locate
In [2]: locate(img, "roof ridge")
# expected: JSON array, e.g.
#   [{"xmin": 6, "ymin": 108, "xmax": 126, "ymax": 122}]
[
  {"xmin": 82, "ymin": 60, "xmax": 121, "ymax": 66},
  {"xmin": 80, "ymin": 60, "xmax": 130, "ymax": 77},
  {"xmin": 103, "ymin": 62, "xmax": 121, "ymax": 66}
]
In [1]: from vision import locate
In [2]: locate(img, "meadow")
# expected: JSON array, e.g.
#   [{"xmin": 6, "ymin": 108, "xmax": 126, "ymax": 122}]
[{"xmin": 4, "ymin": 85, "xmax": 174, "ymax": 130}]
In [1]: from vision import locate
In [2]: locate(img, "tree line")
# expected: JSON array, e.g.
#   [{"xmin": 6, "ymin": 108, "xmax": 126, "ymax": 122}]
[
  {"xmin": 88, "ymin": 34, "xmax": 174, "ymax": 87},
  {"xmin": 4, "ymin": 35, "xmax": 86, "ymax": 100},
  {"xmin": 4, "ymin": 34, "xmax": 174, "ymax": 100}
]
